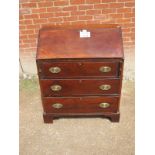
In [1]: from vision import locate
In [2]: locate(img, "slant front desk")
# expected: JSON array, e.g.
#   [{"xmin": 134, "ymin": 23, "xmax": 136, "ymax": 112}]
[{"xmin": 36, "ymin": 24, "xmax": 124, "ymax": 123}]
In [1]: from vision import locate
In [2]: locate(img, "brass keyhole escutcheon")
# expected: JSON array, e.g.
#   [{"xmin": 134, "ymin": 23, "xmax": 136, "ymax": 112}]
[
  {"xmin": 49, "ymin": 67, "xmax": 61, "ymax": 73},
  {"xmin": 99, "ymin": 66, "xmax": 111, "ymax": 73},
  {"xmin": 99, "ymin": 102, "xmax": 110, "ymax": 108},
  {"xmin": 50, "ymin": 85, "xmax": 62, "ymax": 92},
  {"xmin": 52, "ymin": 103, "xmax": 63, "ymax": 109},
  {"xmin": 99, "ymin": 84, "xmax": 111, "ymax": 91}
]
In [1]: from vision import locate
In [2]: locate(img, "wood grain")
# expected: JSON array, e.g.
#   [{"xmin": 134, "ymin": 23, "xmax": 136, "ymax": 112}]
[
  {"xmin": 36, "ymin": 24, "xmax": 124, "ymax": 123},
  {"xmin": 38, "ymin": 60, "xmax": 119, "ymax": 78},
  {"xmin": 39, "ymin": 78, "xmax": 121, "ymax": 97},
  {"xmin": 42, "ymin": 96, "xmax": 119, "ymax": 113},
  {"xmin": 37, "ymin": 24, "xmax": 124, "ymax": 59}
]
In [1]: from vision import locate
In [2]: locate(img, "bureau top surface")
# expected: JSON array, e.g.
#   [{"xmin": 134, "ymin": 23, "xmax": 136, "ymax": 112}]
[{"xmin": 36, "ymin": 24, "xmax": 124, "ymax": 60}]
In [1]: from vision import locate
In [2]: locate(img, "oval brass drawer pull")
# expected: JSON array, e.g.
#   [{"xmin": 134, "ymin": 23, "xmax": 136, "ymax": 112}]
[
  {"xmin": 49, "ymin": 67, "xmax": 61, "ymax": 73},
  {"xmin": 99, "ymin": 66, "xmax": 111, "ymax": 73},
  {"xmin": 52, "ymin": 103, "xmax": 63, "ymax": 109},
  {"xmin": 99, "ymin": 84, "xmax": 111, "ymax": 90},
  {"xmin": 50, "ymin": 85, "xmax": 62, "ymax": 91},
  {"xmin": 99, "ymin": 102, "xmax": 110, "ymax": 108}
]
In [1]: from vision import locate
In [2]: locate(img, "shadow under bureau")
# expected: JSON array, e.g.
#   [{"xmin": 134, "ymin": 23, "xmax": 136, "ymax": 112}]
[{"xmin": 36, "ymin": 24, "xmax": 124, "ymax": 123}]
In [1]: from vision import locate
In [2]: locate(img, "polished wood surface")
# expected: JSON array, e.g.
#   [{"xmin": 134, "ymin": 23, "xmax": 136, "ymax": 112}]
[
  {"xmin": 36, "ymin": 24, "xmax": 124, "ymax": 123},
  {"xmin": 42, "ymin": 96, "xmax": 119, "ymax": 113},
  {"xmin": 37, "ymin": 24, "xmax": 124, "ymax": 59},
  {"xmin": 43, "ymin": 112, "xmax": 120, "ymax": 123},
  {"xmin": 38, "ymin": 60, "xmax": 119, "ymax": 78},
  {"xmin": 40, "ymin": 79, "xmax": 121, "ymax": 97}
]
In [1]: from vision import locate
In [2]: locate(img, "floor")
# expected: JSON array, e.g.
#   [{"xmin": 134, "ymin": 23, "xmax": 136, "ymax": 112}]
[{"xmin": 20, "ymin": 78, "xmax": 134, "ymax": 155}]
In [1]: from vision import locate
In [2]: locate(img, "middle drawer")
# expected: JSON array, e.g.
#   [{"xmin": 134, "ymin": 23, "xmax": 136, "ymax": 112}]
[{"xmin": 40, "ymin": 79, "xmax": 120, "ymax": 97}]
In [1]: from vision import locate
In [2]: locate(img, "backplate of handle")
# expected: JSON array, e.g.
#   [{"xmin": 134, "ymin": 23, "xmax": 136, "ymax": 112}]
[
  {"xmin": 52, "ymin": 103, "xmax": 63, "ymax": 109},
  {"xmin": 99, "ymin": 102, "xmax": 110, "ymax": 108},
  {"xmin": 49, "ymin": 67, "xmax": 61, "ymax": 73},
  {"xmin": 50, "ymin": 85, "xmax": 62, "ymax": 91},
  {"xmin": 99, "ymin": 84, "xmax": 111, "ymax": 91},
  {"xmin": 99, "ymin": 66, "xmax": 111, "ymax": 73}
]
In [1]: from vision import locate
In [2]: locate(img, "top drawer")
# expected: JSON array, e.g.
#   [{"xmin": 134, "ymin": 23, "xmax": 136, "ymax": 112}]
[{"xmin": 37, "ymin": 61, "xmax": 120, "ymax": 78}]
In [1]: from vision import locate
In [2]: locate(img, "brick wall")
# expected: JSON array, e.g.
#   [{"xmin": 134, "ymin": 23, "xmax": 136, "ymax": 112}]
[{"xmin": 19, "ymin": 0, "xmax": 135, "ymax": 74}]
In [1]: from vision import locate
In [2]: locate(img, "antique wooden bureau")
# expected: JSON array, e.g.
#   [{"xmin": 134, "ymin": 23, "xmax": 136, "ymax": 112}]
[{"xmin": 36, "ymin": 24, "xmax": 124, "ymax": 123}]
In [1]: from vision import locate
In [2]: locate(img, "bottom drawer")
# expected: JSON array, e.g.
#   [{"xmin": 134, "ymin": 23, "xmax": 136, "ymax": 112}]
[{"xmin": 42, "ymin": 96, "xmax": 120, "ymax": 113}]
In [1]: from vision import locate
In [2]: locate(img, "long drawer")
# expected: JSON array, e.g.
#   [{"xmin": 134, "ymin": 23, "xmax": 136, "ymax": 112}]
[
  {"xmin": 37, "ymin": 61, "xmax": 119, "ymax": 78},
  {"xmin": 40, "ymin": 79, "xmax": 121, "ymax": 97},
  {"xmin": 42, "ymin": 96, "xmax": 119, "ymax": 113}
]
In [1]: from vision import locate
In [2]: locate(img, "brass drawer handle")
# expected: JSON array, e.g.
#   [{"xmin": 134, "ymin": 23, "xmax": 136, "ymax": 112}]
[
  {"xmin": 99, "ymin": 102, "xmax": 110, "ymax": 108},
  {"xmin": 99, "ymin": 66, "xmax": 111, "ymax": 73},
  {"xmin": 99, "ymin": 84, "xmax": 111, "ymax": 90},
  {"xmin": 52, "ymin": 103, "xmax": 63, "ymax": 109},
  {"xmin": 50, "ymin": 85, "xmax": 62, "ymax": 92},
  {"xmin": 49, "ymin": 67, "xmax": 61, "ymax": 73}
]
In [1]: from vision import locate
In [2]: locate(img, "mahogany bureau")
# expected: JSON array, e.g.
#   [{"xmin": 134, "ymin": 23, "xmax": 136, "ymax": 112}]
[{"xmin": 36, "ymin": 24, "xmax": 124, "ymax": 123}]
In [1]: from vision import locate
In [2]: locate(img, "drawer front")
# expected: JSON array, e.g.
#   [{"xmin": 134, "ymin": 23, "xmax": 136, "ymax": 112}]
[
  {"xmin": 42, "ymin": 96, "xmax": 119, "ymax": 113},
  {"xmin": 38, "ymin": 61, "xmax": 119, "ymax": 78},
  {"xmin": 40, "ymin": 79, "xmax": 120, "ymax": 97}
]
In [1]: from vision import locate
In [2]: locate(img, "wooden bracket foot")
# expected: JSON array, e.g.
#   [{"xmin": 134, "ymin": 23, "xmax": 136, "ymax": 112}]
[{"xmin": 43, "ymin": 113, "xmax": 53, "ymax": 123}]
